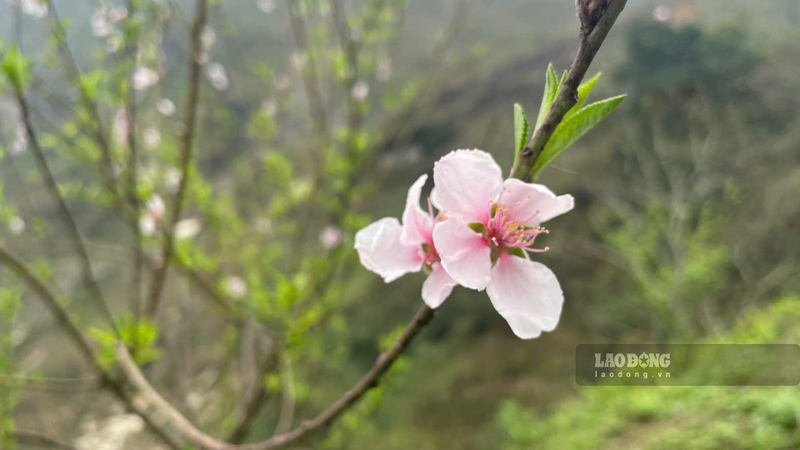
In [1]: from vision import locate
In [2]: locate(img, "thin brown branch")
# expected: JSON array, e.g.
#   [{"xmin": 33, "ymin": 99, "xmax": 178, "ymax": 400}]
[
  {"xmin": 13, "ymin": 431, "xmax": 76, "ymax": 450},
  {"xmin": 124, "ymin": 0, "xmax": 144, "ymax": 345},
  {"xmin": 146, "ymin": 0, "xmax": 209, "ymax": 318},
  {"xmin": 0, "ymin": 246, "xmax": 182, "ymax": 450},
  {"xmin": 511, "ymin": 0, "xmax": 627, "ymax": 181},
  {"xmin": 46, "ymin": 1, "xmax": 118, "ymax": 196},
  {"xmin": 116, "ymin": 305, "xmax": 435, "ymax": 450},
  {"xmin": 11, "ymin": 88, "xmax": 119, "ymax": 336}
]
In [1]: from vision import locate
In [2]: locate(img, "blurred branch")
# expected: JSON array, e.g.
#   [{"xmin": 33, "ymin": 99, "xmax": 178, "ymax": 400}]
[
  {"xmin": 0, "ymin": 246, "xmax": 182, "ymax": 450},
  {"xmin": 124, "ymin": 0, "xmax": 144, "ymax": 336},
  {"xmin": 0, "ymin": 374, "xmax": 100, "ymax": 392},
  {"xmin": 13, "ymin": 431, "xmax": 75, "ymax": 450},
  {"xmin": 116, "ymin": 305, "xmax": 435, "ymax": 449},
  {"xmin": 10, "ymin": 86, "xmax": 119, "ymax": 336},
  {"xmin": 511, "ymin": 0, "xmax": 627, "ymax": 181},
  {"xmin": 146, "ymin": 0, "xmax": 209, "ymax": 318},
  {"xmin": 45, "ymin": 1, "xmax": 118, "ymax": 196}
]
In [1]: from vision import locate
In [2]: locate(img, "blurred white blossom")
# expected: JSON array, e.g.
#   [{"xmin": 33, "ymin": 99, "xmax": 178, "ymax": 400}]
[
  {"xmin": 113, "ymin": 109, "xmax": 128, "ymax": 144},
  {"xmin": 165, "ymin": 168, "xmax": 182, "ymax": 193},
  {"xmin": 351, "ymin": 81, "xmax": 369, "ymax": 101},
  {"xmin": 223, "ymin": 276, "xmax": 248, "ymax": 299},
  {"xmin": 105, "ymin": 34, "xmax": 123, "ymax": 53},
  {"xmin": 290, "ymin": 51, "xmax": 307, "ymax": 72},
  {"xmin": 257, "ymin": 0, "xmax": 276, "ymax": 14},
  {"xmin": 9, "ymin": 216, "xmax": 25, "ymax": 235},
  {"xmin": 11, "ymin": 124, "xmax": 27, "ymax": 155},
  {"xmin": 157, "ymin": 98, "xmax": 176, "ymax": 116},
  {"xmin": 76, "ymin": 414, "xmax": 144, "ymax": 450},
  {"xmin": 206, "ymin": 62, "xmax": 229, "ymax": 91},
  {"xmin": 201, "ymin": 25, "xmax": 216, "ymax": 49},
  {"xmin": 174, "ymin": 218, "xmax": 201, "ymax": 240},
  {"xmin": 653, "ymin": 5, "xmax": 672, "ymax": 22},
  {"xmin": 320, "ymin": 226, "xmax": 342, "ymax": 250},
  {"xmin": 143, "ymin": 127, "xmax": 161, "ymax": 149},
  {"xmin": 92, "ymin": 10, "xmax": 113, "ymax": 37},
  {"xmin": 139, "ymin": 216, "xmax": 156, "ymax": 236},
  {"xmin": 15, "ymin": 0, "xmax": 48, "ymax": 19},
  {"xmin": 262, "ymin": 99, "xmax": 278, "ymax": 117},
  {"xmin": 132, "ymin": 66, "xmax": 160, "ymax": 91},
  {"xmin": 255, "ymin": 217, "xmax": 273, "ymax": 234}
]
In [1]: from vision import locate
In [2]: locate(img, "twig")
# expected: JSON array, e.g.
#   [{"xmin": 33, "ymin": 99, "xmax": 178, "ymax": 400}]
[
  {"xmin": 510, "ymin": 0, "xmax": 627, "ymax": 181},
  {"xmin": 13, "ymin": 431, "xmax": 76, "ymax": 450},
  {"xmin": 146, "ymin": 0, "xmax": 208, "ymax": 317},
  {"xmin": 116, "ymin": 305, "xmax": 435, "ymax": 450},
  {"xmin": 46, "ymin": 1, "xmax": 118, "ymax": 196},
  {"xmin": 0, "ymin": 246, "xmax": 182, "ymax": 450},
  {"xmin": 125, "ymin": 0, "xmax": 144, "ymax": 347},
  {"xmin": 11, "ymin": 89, "xmax": 119, "ymax": 336}
]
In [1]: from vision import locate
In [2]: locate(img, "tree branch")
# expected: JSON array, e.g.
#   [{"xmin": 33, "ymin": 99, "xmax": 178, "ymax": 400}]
[
  {"xmin": 510, "ymin": 0, "xmax": 627, "ymax": 181},
  {"xmin": 116, "ymin": 305, "xmax": 435, "ymax": 450},
  {"xmin": 46, "ymin": 1, "xmax": 118, "ymax": 196},
  {"xmin": 146, "ymin": 0, "xmax": 208, "ymax": 317},
  {"xmin": 0, "ymin": 246, "xmax": 182, "ymax": 450},
  {"xmin": 11, "ymin": 88, "xmax": 119, "ymax": 336},
  {"xmin": 13, "ymin": 431, "xmax": 76, "ymax": 450}
]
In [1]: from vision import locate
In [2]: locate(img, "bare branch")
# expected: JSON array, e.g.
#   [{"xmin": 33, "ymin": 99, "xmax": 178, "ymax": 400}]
[
  {"xmin": 46, "ymin": 1, "xmax": 119, "ymax": 196},
  {"xmin": 11, "ymin": 86, "xmax": 119, "ymax": 336},
  {"xmin": 511, "ymin": 0, "xmax": 627, "ymax": 181},
  {"xmin": 116, "ymin": 305, "xmax": 435, "ymax": 450},
  {"xmin": 13, "ymin": 431, "xmax": 76, "ymax": 450},
  {"xmin": 0, "ymin": 246, "xmax": 181, "ymax": 450},
  {"xmin": 146, "ymin": 0, "xmax": 209, "ymax": 317}
]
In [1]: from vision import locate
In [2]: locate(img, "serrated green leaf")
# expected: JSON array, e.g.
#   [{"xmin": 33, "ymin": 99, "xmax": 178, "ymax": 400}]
[
  {"xmin": 532, "ymin": 95, "xmax": 625, "ymax": 178},
  {"xmin": 566, "ymin": 72, "xmax": 602, "ymax": 121},
  {"xmin": 535, "ymin": 64, "xmax": 559, "ymax": 132},
  {"xmin": 512, "ymin": 103, "xmax": 529, "ymax": 168}
]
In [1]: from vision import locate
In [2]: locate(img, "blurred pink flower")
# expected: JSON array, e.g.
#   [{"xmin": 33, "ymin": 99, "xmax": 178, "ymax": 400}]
[
  {"xmin": 320, "ymin": 226, "xmax": 342, "ymax": 250},
  {"xmin": 355, "ymin": 174, "xmax": 457, "ymax": 308},
  {"xmin": 431, "ymin": 149, "xmax": 574, "ymax": 339}
]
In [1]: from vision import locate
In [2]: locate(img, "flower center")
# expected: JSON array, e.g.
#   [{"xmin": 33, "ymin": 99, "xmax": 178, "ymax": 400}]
[{"xmin": 484, "ymin": 202, "xmax": 549, "ymax": 253}]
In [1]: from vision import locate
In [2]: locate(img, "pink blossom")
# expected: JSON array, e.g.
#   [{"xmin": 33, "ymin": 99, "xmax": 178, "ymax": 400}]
[
  {"xmin": 431, "ymin": 149, "xmax": 574, "ymax": 339},
  {"xmin": 355, "ymin": 175, "xmax": 457, "ymax": 308}
]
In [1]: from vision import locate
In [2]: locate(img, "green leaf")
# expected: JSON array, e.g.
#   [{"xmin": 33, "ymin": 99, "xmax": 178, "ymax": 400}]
[
  {"xmin": 566, "ymin": 72, "xmax": 602, "ymax": 121},
  {"xmin": 2, "ymin": 47, "xmax": 31, "ymax": 92},
  {"xmin": 512, "ymin": 103, "xmax": 529, "ymax": 168},
  {"xmin": 532, "ymin": 95, "xmax": 625, "ymax": 178},
  {"xmin": 534, "ymin": 64, "xmax": 559, "ymax": 132},
  {"xmin": 557, "ymin": 69, "xmax": 568, "ymax": 92}
]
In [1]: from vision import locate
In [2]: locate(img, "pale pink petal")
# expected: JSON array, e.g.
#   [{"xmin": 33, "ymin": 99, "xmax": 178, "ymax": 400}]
[
  {"xmin": 355, "ymin": 218, "xmax": 424, "ymax": 283},
  {"xmin": 499, "ymin": 179, "xmax": 574, "ymax": 226},
  {"xmin": 401, "ymin": 174, "xmax": 434, "ymax": 246},
  {"xmin": 421, "ymin": 262, "xmax": 458, "ymax": 309},
  {"xmin": 433, "ymin": 149, "xmax": 503, "ymax": 223},
  {"xmin": 486, "ymin": 253, "xmax": 563, "ymax": 339},
  {"xmin": 432, "ymin": 218, "xmax": 492, "ymax": 290}
]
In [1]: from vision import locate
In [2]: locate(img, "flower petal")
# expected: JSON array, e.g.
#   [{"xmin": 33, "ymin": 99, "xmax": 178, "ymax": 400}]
[
  {"xmin": 401, "ymin": 174, "xmax": 434, "ymax": 246},
  {"xmin": 432, "ymin": 218, "xmax": 492, "ymax": 290},
  {"xmin": 433, "ymin": 149, "xmax": 503, "ymax": 223},
  {"xmin": 421, "ymin": 262, "xmax": 458, "ymax": 309},
  {"xmin": 354, "ymin": 217, "xmax": 424, "ymax": 283},
  {"xmin": 499, "ymin": 178, "xmax": 574, "ymax": 226},
  {"xmin": 486, "ymin": 253, "xmax": 563, "ymax": 339}
]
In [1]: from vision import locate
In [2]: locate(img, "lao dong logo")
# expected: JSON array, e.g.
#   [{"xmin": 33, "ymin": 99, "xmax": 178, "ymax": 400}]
[
  {"xmin": 593, "ymin": 352, "xmax": 671, "ymax": 380},
  {"xmin": 595, "ymin": 352, "xmax": 671, "ymax": 369}
]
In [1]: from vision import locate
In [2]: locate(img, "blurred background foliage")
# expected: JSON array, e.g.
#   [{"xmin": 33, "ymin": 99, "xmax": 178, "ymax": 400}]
[{"xmin": 0, "ymin": 0, "xmax": 799, "ymax": 449}]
